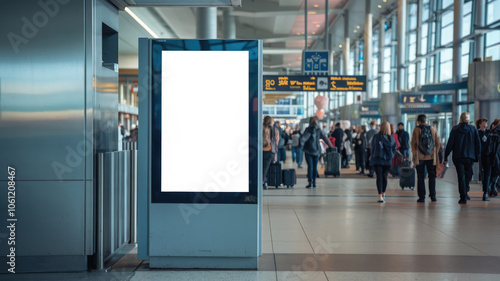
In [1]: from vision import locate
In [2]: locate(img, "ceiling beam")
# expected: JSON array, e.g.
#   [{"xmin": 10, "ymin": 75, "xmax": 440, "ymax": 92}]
[{"xmin": 230, "ymin": 8, "xmax": 343, "ymax": 18}]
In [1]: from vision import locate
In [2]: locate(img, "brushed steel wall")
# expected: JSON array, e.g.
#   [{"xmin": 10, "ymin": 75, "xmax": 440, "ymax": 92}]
[{"xmin": 0, "ymin": 0, "xmax": 118, "ymax": 272}]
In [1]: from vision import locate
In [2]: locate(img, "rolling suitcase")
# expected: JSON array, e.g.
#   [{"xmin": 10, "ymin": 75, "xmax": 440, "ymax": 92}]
[
  {"xmin": 282, "ymin": 169, "xmax": 297, "ymax": 188},
  {"xmin": 267, "ymin": 162, "xmax": 282, "ymax": 188},
  {"xmin": 399, "ymin": 161, "xmax": 415, "ymax": 190},
  {"xmin": 324, "ymin": 150, "xmax": 341, "ymax": 177}
]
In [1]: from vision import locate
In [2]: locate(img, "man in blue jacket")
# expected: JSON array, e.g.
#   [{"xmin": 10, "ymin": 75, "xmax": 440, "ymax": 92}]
[{"xmin": 444, "ymin": 112, "xmax": 481, "ymax": 204}]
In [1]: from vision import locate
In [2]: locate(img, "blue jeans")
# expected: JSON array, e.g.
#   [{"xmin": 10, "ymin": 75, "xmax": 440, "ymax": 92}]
[
  {"xmin": 279, "ymin": 147, "xmax": 287, "ymax": 163},
  {"xmin": 291, "ymin": 147, "xmax": 297, "ymax": 162},
  {"xmin": 305, "ymin": 153, "xmax": 319, "ymax": 184},
  {"xmin": 296, "ymin": 147, "xmax": 303, "ymax": 167}
]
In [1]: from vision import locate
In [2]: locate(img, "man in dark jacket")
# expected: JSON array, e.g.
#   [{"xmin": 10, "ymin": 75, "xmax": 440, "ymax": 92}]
[
  {"xmin": 301, "ymin": 118, "xmax": 334, "ymax": 188},
  {"xmin": 444, "ymin": 112, "xmax": 481, "ymax": 203},
  {"xmin": 275, "ymin": 121, "xmax": 288, "ymax": 163},
  {"xmin": 365, "ymin": 120, "xmax": 379, "ymax": 177},
  {"xmin": 330, "ymin": 123, "xmax": 344, "ymax": 151},
  {"xmin": 483, "ymin": 120, "xmax": 500, "ymax": 198},
  {"xmin": 396, "ymin": 122, "xmax": 410, "ymax": 159}
]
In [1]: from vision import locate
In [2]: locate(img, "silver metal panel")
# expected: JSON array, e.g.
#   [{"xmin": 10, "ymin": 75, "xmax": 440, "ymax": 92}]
[
  {"xmin": 137, "ymin": 37, "xmax": 151, "ymax": 260},
  {"xmin": 471, "ymin": 61, "xmax": 500, "ymax": 101},
  {"xmin": 0, "ymin": 181, "xmax": 85, "ymax": 256},
  {"xmin": 108, "ymin": 0, "xmax": 241, "ymax": 9},
  {"xmin": 94, "ymin": 0, "xmax": 119, "ymax": 153},
  {"xmin": 0, "ymin": 0, "xmax": 86, "ymax": 181}
]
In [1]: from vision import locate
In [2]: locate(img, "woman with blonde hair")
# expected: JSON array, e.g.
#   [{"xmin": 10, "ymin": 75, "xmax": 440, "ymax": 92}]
[
  {"xmin": 263, "ymin": 116, "xmax": 279, "ymax": 190},
  {"xmin": 370, "ymin": 121, "xmax": 397, "ymax": 202}
]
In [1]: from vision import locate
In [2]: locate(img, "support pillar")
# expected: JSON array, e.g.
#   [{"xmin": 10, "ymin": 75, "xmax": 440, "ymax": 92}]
[
  {"xmin": 415, "ymin": 0, "xmax": 423, "ymax": 89},
  {"xmin": 397, "ymin": 0, "xmax": 407, "ymax": 90},
  {"xmin": 364, "ymin": 0, "xmax": 373, "ymax": 98},
  {"xmin": 474, "ymin": 0, "xmax": 485, "ymax": 58},
  {"xmin": 324, "ymin": 0, "xmax": 329, "ymax": 50},
  {"xmin": 378, "ymin": 16, "xmax": 385, "ymax": 95},
  {"xmin": 354, "ymin": 40, "xmax": 359, "ymax": 75},
  {"xmin": 223, "ymin": 8, "xmax": 235, "ymax": 39},
  {"xmin": 196, "ymin": 7, "xmax": 217, "ymax": 39},
  {"xmin": 452, "ymin": 0, "xmax": 463, "ymax": 83},
  {"xmin": 344, "ymin": 10, "xmax": 350, "ymax": 75}
]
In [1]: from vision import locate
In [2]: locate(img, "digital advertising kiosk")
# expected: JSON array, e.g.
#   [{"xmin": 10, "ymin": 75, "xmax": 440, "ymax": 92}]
[{"xmin": 137, "ymin": 39, "xmax": 263, "ymax": 269}]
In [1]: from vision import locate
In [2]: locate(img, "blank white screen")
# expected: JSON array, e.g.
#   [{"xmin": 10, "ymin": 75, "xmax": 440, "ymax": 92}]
[{"xmin": 161, "ymin": 51, "xmax": 249, "ymax": 193}]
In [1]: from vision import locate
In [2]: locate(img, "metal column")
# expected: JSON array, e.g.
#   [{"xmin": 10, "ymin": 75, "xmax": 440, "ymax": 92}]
[
  {"xmin": 379, "ymin": 16, "xmax": 385, "ymax": 95},
  {"xmin": 391, "ymin": 14, "xmax": 398, "ymax": 92},
  {"xmin": 425, "ymin": 0, "xmax": 434, "ymax": 84},
  {"xmin": 325, "ymin": 0, "xmax": 329, "ymax": 50},
  {"xmin": 364, "ymin": 0, "xmax": 373, "ymax": 98},
  {"xmin": 344, "ymin": 10, "xmax": 350, "ymax": 75},
  {"xmin": 223, "ymin": 8, "xmax": 236, "ymax": 39},
  {"xmin": 305, "ymin": 0, "xmax": 308, "ymax": 50},
  {"xmin": 397, "ymin": 0, "xmax": 407, "ymax": 90},
  {"xmin": 415, "ymin": 0, "xmax": 423, "ymax": 88},
  {"xmin": 197, "ymin": 7, "xmax": 218, "ymax": 39},
  {"xmin": 474, "ymin": 0, "xmax": 485, "ymax": 58},
  {"xmin": 434, "ymin": 0, "xmax": 442, "ymax": 83},
  {"xmin": 354, "ymin": 40, "xmax": 359, "ymax": 75},
  {"xmin": 452, "ymin": 0, "xmax": 463, "ymax": 83}
]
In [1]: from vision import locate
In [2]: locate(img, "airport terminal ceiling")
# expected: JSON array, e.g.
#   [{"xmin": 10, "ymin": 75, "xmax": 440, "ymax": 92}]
[{"xmin": 118, "ymin": 0, "xmax": 398, "ymax": 72}]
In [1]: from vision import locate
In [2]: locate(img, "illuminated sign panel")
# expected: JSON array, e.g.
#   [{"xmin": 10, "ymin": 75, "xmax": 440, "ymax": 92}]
[
  {"xmin": 161, "ymin": 51, "xmax": 249, "ymax": 193},
  {"xmin": 263, "ymin": 75, "xmax": 366, "ymax": 92},
  {"xmin": 149, "ymin": 39, "xmax": 260, "ymax": 204}
]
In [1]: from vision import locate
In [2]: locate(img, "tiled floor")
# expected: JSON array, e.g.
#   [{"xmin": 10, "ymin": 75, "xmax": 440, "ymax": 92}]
[{"xmin": 4, "ymin": 156, "xmax": 500, "ymax": 280}]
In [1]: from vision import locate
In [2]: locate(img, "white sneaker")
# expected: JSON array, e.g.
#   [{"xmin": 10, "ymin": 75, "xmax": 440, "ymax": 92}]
[{"xmin": 378, "ymin": 198, "xmax": 385, "ymax": 203}]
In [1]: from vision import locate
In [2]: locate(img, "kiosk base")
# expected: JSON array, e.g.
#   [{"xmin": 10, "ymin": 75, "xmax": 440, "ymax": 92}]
[{"xmin": 150, "ymin": 256, "xmax": 258, "ymax": 269}]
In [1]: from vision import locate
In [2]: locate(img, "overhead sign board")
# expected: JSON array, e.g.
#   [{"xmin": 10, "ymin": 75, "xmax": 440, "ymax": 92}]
[
  {"xmin": 263, "ymin": 75, "xmax": 366, "ymax": 92},
  {"xmin": 303, "ymin": 51, "xmax": 329, "ymax": 73}
]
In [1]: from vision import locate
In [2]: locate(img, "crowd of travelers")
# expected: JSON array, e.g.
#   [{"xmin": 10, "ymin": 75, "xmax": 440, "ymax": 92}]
[{"xmin": 262, "ymin": 113, "xmax": 500, "ymax": 204}]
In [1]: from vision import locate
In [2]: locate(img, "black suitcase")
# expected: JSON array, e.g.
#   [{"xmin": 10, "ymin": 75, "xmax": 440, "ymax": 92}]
[
  {"xmin": 282, "ymin": 169, "xmax": 297, "ymax": 188},
  {"xmin": 399, "ymin": 161, "xmax": 415, "ymax": 190},
  {"xmin": 267, "ymin": 162, "xmax": 282, "ymax": 188},
  {"xmin": 324, "ymin": 151, "xmax": 341, "ymax": 177}
]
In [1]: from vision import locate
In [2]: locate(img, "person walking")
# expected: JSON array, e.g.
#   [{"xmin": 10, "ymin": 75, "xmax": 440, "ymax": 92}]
[
  {"xmin": 274, "ymin": 121, "xmax": 288, "ymax": 163},
  {"xmin": 444, "ymin": 112, "xmax": 481, "ymax": 204},
  {"xmin": 481, "ymin": 119, "xmax": 500, "ymax": 199},
  {"xmin": 330, "ymin": 123, "xmax": 344, "ymax": 152},
  {"xmin": 343, "ymin": 128, "xmax": 353, "ymax": 168},
  {"xmin": 396, "ymin": 122, "xmax": 410, "ymax": 160},
  {"xmin": 365, "ymin": 120, "xmax": 379, "ymax": 177},
  {"xmin": 300, "ymin": 117, "xmax": 334, "ymax": 188},
  {"xmin": 411, "ymin": 114, "xmax": 441, "ymax": 203},
  {"xmin": 291, "ymin": 125, "xmax": 303, "ymax": 168},
  {"xmin": 370, "ymin": 122, "xmax": 397, "ymax": 203},
  {"xmin": 262, "ymin": 116, "xmax": 279, "ymax": 190},
  {"xmin": 355, "ymin": 125, "xmax": 367, "ymax": 174}
]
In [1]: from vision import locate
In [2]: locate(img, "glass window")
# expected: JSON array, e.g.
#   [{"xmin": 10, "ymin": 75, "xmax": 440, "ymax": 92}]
[
  {"xmin": 487, "ymin": 0, "xmax": 500, "ymax": 24},
  {"xmin": 486, "ymin": 30, "xmax": 500, "ymax": 47},
  {"xmin": 440, "ymin": 48, "xmax": 453, "ymax": 82},
  {"xmin": 423, "ymin": 4, "xmax": 430, "ymax": 22},
  {"xmin": 373, "ymin": 57, "xmax": 378, "ymax": 77},
  {"xmin": 372, "ymin": 80, "xmax": 379, "ymax": 98},
  {"xmin": 462, "ymin": 14, "xmax": 471, "ymax": 37},
  {"xmin": 442, "ymin": 10, "xmax": 454, "ymax": 26},
  {"xmin": 420, "ymin": 59, "xmax": 427, "ymax": 86},
  {"xmin": 409, "ymin": 4, "xmax": 418, "ymax": 30},
  {"xmin": 384, "ymin": 48, "xmax": 391, "ymax": 71},
  {"xmin": 441, "ymin": 25, "xmax": 453, "ymax": 46},
  {"xmin": 486, "ymin": 45, "xmax": 500, "ymax": 60},
  {"xmin": 408, "ymin": 64, "xmax": 416, "ymax": 89},
  {"xmin": 442, "ymin": 0, "xmax": 453, "ymax": 9}
]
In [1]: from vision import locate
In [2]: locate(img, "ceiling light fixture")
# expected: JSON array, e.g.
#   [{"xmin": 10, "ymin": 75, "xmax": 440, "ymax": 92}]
[
  {"xmin": 354, "ymin": 30, "xmax": 357, "ymax": 33},
  {"xmin": 339, "ymin": 44, "xmax": 342, "ymax": 48},
  {"xmin": 378, "ymin": 4, "xmax": 382, "ymax": 8},
  {"xmin": 125, "ymin": 7, "xmax": 159, "ymax": 38},
  {"xmin": 308, "ymin": 11, "xmax": 317, "ymax": 14},
  {"xmin": 313, "ymin": 4, "xmax": 319, "ymax": 7},
  {"xmin": 316, "ymin": 24, "xmax": 320, "ymax": 27},
  {"xmin": 357, "ymin": 25, "xmax": 360, "ymax": 29},
  {"xmin": 312, "ymin": 32, "xmax": 316, "ymax": 34}
]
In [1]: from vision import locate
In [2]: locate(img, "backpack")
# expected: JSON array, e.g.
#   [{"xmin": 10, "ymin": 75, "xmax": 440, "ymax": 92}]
[
  {"xmin": 418, "ymin": 125, "xmax": 434, "ymax": 156},
  {"xmin": 377, "ymin": 135, "xmax": 395, "ymax": 161},
  {"xmin": 291, "ymin": 132, "xmax": 300, "ymax": 147},
  {"xmin": 483, "ymin": 131, "xmax": 500, "ymax": 170}
]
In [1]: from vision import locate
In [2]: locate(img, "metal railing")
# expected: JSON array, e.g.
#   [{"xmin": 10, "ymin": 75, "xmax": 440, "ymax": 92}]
[{"xmin": 95, "ymin": 141, "xmax": 138, "ymax": 270}]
